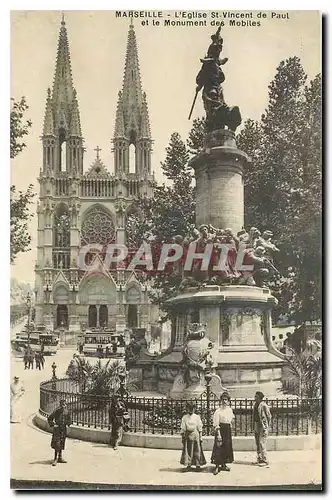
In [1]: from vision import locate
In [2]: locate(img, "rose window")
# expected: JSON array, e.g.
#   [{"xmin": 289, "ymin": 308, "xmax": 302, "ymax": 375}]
[{"xmin": 81, "ymin": 208, "xmax": 115, "ymax": 246}]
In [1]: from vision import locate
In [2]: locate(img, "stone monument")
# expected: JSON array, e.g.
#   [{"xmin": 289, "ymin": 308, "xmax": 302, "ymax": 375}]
[{"xmin": 153, "ymin": 28, "xmax": 284, "ymax": 398}]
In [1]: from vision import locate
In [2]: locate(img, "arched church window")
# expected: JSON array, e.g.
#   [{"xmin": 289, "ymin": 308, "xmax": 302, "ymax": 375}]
[
  {"xmin": 129, "ymin": 143, "xmax": 136, "ymax": 174},
  {"xmin": 126, "ymin": 210, "xmax": 143, "ymax": 248},
  {"xmin": 53, "ymin": 205, "xmax": 70, "ymax": 269},
  {"xmin": 53, "ymin": 206, "xmax": 70, "ymax": 248},
  {"xmin": 81, "ymin": 207, "xmax": 115, "ymax": 246},
  {"xmin": 59, "ymin": 129, "xmax": 66, "ymax": 172}
]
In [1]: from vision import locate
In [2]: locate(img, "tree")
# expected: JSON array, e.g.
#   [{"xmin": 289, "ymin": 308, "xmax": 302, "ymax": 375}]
[
  {"xmin": 282, "ymin": 341, "xmax": 322, "ymax": 398},
  {"xmin": 10, "ymin": 97, "xmax": 35, "ymax": 263},
  {"xmin": 187, "ymin": 117, "xmax": 207, "ymax": 156},
  {"xmin": 10, "ymin": 184, "xmax": 35, "ymax": 264},
  {"xmin": 131, "ymin": 132, "xmax": 197, "ymax": 312},
  {"xmin": 238, "ymin": 59, "xmax": 322, "ymax": 324},
  {"xmin": 10, "ymin": 97, "xmax": 32, "ymax": 159},
  {"xmin": 66, "ymin": 357, "xmax": 138, "ymax": 397}
]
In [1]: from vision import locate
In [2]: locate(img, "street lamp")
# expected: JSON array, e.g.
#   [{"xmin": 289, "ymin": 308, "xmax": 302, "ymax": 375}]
[
  {"xmin": 26, "ymin": 292, "xmax": 31, "ymax": 343},
  {"xmin": 51, "ymin": 362, "xmax": 57, "ymax": 390},
  {"xmin": 204, "ymin": 370, "xmax": 213, "ymax": 436}
]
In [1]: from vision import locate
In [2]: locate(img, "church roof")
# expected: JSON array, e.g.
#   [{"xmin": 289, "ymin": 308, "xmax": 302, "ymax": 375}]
[{"xmin": 84, "ymin": 156, "xmax": 111, "ymax": 179}]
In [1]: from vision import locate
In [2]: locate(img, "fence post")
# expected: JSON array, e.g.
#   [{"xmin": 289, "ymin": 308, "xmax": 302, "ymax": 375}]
[{"xmin": 205, "ymin": 371, "xmax": 212, "ymax": 435}]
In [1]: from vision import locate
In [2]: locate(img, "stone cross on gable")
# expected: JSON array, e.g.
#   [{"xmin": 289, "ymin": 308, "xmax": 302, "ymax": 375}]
[{"xmin": 94, "ymin": 145, "xmax": 102, "ymax": 159}]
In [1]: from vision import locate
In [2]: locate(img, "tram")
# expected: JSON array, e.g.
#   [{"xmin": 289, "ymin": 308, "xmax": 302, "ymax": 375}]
[
  {"xmin": 82, "ymin": 330, "xmax": 127, "ymax": 357},
  {"xmin": 11, "ymin": 327, "xmax": 59, "ymax": 355}
]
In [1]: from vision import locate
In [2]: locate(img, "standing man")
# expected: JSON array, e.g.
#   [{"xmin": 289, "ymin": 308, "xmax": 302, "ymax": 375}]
[
  {"xmin": 23, "ymin": 347, "xmax": 29, "ymax": 370},
  {"xmin": 109, "ymin": 394, "xmax": 128, "ymax": 450},
  {"xmin": 40, "ymin": 351, "xmax": 45, "ymax": 369},
  {"xmin": 253, "ymin": 391, "xmax": 271, "ymax": 467},
  {"xmin": 35, "ymin": 352, "xmax": 41, "ymax": 370},
  {"xmin": 28, "ymin": 348, "xmax": 34, "ymax": 370},
  {"xmin": 47, "ymin": 399, "xmax": 72, "ymax": 466}
]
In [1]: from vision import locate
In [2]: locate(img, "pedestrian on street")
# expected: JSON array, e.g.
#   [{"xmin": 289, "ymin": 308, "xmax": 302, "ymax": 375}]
[
  {"xmin": 180, "ymin": 402, "xmax": 206, "ymax": 471},
  {"xmin": 28, "ymin": 349, "xmax": 34, "ymax": 370},
  {"xmin": 23, "ymin": 347, "xmax": 29, "ymax": 370},
  {"xmin": 253, "ymin": 391, "xmax": 271, "ymax": 467},
  {"xmin": 35, "ymin": 352, "xmax": 41, "ymax": 370},
  {"xmin": 40, "ymin": 352, "xmax": 45, "ymax": 369},
  {"xmin": 10, "ymin": 376, "xmax": 25, "ymax": 423},
  {"xmin": 47, "ymin": 399, "xmax": 72, "ymax": 466},
  {"xmin": 109, "ymin": 394, "xmax": 128, "ymax": 450},
  {"xmin": 211, "ymin": 392, "xmax": 234, "ymax": 474}
]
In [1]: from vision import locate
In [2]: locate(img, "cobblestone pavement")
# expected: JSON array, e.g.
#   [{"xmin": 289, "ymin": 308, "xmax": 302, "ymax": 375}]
[{"xmin": 10, "ymin": 348, "xmax": 322, "ymax": 490}]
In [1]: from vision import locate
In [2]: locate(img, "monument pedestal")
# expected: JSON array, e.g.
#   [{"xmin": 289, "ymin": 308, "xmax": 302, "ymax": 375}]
[
  {"xmin": 189, "ymin": 129, "xmax": 249, "ymax": 234},
  {"xmin": 155, "ymin": 285, "xmax": 284, "ymax": 399}
]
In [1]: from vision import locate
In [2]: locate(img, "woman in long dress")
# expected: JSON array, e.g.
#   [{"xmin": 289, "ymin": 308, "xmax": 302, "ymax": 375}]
[
  {"xmin": 10, "ymin": 376, "xmax": 25, "ymax": 423},
  {"xmin": 211, "ymin": 391, "xmax": 234, "ymax": 474},
  {"xmin": 180, "ymin": 403, "xmax": 206, "ymax": 470}
]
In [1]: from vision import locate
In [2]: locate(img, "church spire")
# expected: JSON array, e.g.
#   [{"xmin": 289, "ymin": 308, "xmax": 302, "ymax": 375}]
[
  {"xmin": 42, "ymin": 15, "xmax": 84, "ymax": 175},
  {"xmin": 52, "ymin": 15, "xmax": 74, "ymax": 111},
  {"xmin": 121, "ymin": 20, "xmax": 143, "ymax": 112},
  {"xmin": 43, "ymin": 88, "xmax": 55, "ymax": 136},
  {"xmin": 114, "ymin": 91, "xmax": 125, "ymax": 138},
  {"xmin": 113, "ymin": 23, "xmax": 152, "ymax": 176}
]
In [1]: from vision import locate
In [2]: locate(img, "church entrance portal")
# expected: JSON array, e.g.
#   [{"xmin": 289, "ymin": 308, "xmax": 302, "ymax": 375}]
[
  {"xmin": 99, "ymin": 305, "xmax": 108, "ymax": 327},
  {"xmin": 127, "ymin": 304, "xmax": 138, "ymax": 328},
  {"xmin": 88, "ymin": 305, "xmax": 97, "ymax": 328},
  {"xmin": 56, "ymin": 305, "xmax": 68, "ymax": 328}
]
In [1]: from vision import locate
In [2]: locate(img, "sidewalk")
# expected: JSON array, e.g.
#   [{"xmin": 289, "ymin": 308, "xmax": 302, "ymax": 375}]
[
  {"xmin": 10, "ymin": 316, "xmax": 28, "ymax": 340},
  {"xmin": 10, "ymin": 349, "xmax": 322, "ymax": 490},
  {"xmin": 10, "ymin": 419, "xmax": 323, "ymax": 490}
]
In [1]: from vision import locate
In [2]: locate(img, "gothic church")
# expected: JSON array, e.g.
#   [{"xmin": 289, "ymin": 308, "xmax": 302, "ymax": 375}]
[{"xmin": 34, "ymin": 17, "xmax": 159, "ymax": 340}]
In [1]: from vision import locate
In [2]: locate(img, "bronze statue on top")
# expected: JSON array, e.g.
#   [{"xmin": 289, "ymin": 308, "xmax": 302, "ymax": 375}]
[{"xmin": 189, "ymin": 27, "xmax": 242, "ymax": 133}]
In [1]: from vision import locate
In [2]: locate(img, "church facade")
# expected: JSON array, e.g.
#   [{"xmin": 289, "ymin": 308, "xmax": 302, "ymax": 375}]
[{"xmin": 34, "ymin": 18, "xmax": 159, "ymax": 339}]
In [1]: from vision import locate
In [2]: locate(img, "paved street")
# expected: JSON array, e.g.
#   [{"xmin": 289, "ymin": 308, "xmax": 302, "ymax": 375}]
[{"xmin": 10, "ymin": 347, "xmax": 322, "ymax": 490}]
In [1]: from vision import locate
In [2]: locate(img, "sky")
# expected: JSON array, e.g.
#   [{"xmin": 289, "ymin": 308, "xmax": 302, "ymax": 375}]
[{"xmin": 10, "ymin": 10, "xmax": 321, "ymax": 284}]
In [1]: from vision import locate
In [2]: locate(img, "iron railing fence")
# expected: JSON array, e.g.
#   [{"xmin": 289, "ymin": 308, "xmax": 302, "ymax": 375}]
[{"xmin": 39, "ymin": 378, "xmax": 322, "ymax": 437}]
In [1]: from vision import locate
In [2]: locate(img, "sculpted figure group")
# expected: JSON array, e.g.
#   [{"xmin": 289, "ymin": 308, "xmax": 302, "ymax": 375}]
[{"xmin": 172, "ymin": 224, "xmax": 280, "ymax": 288}]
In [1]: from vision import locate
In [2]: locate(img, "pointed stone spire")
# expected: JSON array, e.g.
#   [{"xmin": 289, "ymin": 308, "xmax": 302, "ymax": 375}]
[
  {"xmin": 122, "ymin": 21, "xmax": 143, "ymax": 111},
  {"xmin": 41, "ymin": 16, "xmax": 84, "ymax": 175},
  {"xmin": 69, "ymin": 88, "xmax": 82, "ymax": 136},
  {"xmin": 113, "ymin": 23, "xmax": 152, "ymax": 177},
  {"xmin": 52, "ymin": 15, "xmax": 74, "ymax": 117},
  {"xmin": 114, "ymin": 91, "xmax": 126, "ymax": 138},
  {"xmin": 141, "ymin": 91, "xmax": 151, "ymax": 139},
  {"xmin": 43, "ymin": 88, "xmax": 55, "ymax": 136}
]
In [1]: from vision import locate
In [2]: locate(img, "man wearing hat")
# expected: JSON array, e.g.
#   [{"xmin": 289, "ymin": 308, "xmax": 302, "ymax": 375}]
[
  {"xmin": 252, "ymin": 391, "xmax": 271, "ymax": 467},
  {"xmin": 47, "ymin": 399, "xmax": 72, "ymax": 466}
]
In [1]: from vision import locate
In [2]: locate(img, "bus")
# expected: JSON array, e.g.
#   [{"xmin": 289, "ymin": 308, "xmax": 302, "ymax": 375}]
[
  {"xmin": 82, "ymin": 330, "xmax": 127, "ymax": 357},
  {"xmin": 11, "ymin": 330, "xmax": 59, "ymax": 355}
]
